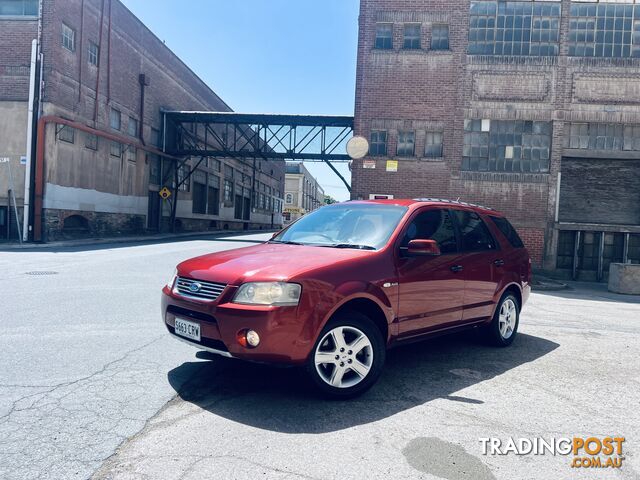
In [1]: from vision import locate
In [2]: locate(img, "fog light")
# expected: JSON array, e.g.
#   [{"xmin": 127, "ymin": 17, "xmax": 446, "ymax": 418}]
[{"xmin": 236, "ymin": 329, "xmax": 260, "ymax": 348}]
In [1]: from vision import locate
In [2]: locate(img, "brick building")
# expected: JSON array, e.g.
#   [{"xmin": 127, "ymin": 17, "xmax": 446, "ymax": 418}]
[
  {"xmin": 353, "ymin": 0, "xmax": 640, "ymax": 280},
  {"xmin": 283, "ymin": 162, "xmax": 325, "ymax": 224},
  {"xmin": 0, "ymin": 0, "xmax": 284, "ymax": 242}
]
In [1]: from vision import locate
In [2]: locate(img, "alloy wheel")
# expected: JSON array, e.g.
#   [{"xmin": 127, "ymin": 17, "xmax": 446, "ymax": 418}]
[
  {"xmin": 498, "ymin": 298, "xmax": 517, "ymax": 339},
  {"xmin": 314, "ymin": 326, "xmax": 374, "ymax": 389}
]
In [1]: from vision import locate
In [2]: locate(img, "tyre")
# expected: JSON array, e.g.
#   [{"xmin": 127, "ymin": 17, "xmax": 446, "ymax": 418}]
[
  {"xmin": 306, "ymin": 311, "xmax": 386, "ymax": 399},
  {"xmin": 485, "ymin": 293, "xmax": 520, "ymax": 347}
]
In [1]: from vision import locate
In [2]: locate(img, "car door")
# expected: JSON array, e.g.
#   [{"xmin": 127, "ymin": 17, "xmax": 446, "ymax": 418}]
[
  {"xmin": 396, "ymin": 208, "xmax": 465, "ymax": 337},
  {"xmin": 451, "ymin": 209, "xmax": 502, "ymax": 322}
]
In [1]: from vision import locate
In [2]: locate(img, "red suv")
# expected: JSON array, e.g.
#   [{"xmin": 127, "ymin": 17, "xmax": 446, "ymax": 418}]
[{"xmin": 162, "ymin": 199, "xmax": 531, "ymax": 397}]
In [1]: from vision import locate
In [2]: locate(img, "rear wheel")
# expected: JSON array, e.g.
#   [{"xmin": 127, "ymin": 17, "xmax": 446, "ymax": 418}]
[
  {"xmin": 485, "ymin": 293, "xmax": 520, "ymax": 347},
  {"xmin": 306, "ymin": 311, "xmax": 385, "ymax": 399}
]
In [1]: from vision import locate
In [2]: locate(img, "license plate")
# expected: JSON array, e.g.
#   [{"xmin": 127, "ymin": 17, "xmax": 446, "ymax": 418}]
[{"xmin": 174, "ymin": 318, "xmax": 201, "ymax": 342}]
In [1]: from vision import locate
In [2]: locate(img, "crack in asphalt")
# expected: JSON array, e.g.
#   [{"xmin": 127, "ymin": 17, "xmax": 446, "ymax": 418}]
[{"xmin": 0, "ymin": 335, "xmax": 165, "ymax": 424}]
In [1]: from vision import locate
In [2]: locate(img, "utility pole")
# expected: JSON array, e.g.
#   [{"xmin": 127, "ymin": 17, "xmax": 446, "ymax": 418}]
[{"xmin": 1, "ymin": 157, "xmax": 23, "ymax": 244}]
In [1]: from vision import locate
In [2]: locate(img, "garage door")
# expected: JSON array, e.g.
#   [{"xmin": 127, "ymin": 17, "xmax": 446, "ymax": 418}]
[{"xmin": 558, "ymin": 158, "xmax": 640, "ymax": 225}]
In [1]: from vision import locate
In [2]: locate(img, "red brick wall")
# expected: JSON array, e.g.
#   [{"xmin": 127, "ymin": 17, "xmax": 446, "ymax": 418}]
[
  {"xmin": 0, "ymin": 19, "xmax": 38, "ymax": 101},
  {"xmin": 518, "ymin": 227, "xmax": 545, "ymax": 267},
  {"xmin": 353, "ymin": 0, "xmax": 556, "ymax": 267}
]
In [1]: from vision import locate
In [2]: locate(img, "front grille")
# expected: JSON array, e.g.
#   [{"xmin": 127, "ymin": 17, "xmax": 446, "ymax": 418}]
[{"xmin": 175, "ymin": 276, "xmax": 226, "ymax": 301}]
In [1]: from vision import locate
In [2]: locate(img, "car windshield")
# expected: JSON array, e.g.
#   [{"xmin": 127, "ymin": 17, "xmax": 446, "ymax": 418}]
[{"xmin": 271, "ymin": 204, "xmax": 408, "ymax": 250}]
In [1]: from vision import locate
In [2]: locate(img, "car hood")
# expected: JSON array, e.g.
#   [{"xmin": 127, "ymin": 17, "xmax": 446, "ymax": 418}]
[{"xmin": 177, "ymin": 242, "xmax": 374, "ymax": 285}]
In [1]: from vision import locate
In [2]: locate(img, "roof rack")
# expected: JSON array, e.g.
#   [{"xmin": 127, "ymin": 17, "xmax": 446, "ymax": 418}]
[{"xmin": 413, "ymin": 198, "xmax": 496, "ymax": 211}]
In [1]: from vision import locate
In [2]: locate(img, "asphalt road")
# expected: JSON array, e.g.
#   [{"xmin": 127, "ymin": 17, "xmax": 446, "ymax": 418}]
[{"xmin": 1, "ymin": 233, "xmax": 639, "ymax": 480}]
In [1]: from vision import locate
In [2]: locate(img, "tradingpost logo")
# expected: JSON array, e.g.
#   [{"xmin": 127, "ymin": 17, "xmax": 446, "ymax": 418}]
[{"xmin": 480, "ymin": 436, "xmax": 625, "ymax": 469}]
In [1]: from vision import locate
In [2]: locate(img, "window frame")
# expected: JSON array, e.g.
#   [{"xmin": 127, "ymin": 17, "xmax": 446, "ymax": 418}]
[
  {"xmin": 370, "ymin": 130, "xmax": 388, "ymax": 156},
  {"xmin": 431, "ymin": 24, "xmax": 450, "ymax": 51},
  {"xmin": 451, "ymin": 209, "xmax": 500, "ymax": 253},
  {"xmin": 397, "ymin": 207, "xmax": 460, "ymax": 256},
  {"xmin": 424, "ymin": 131, "xmax": 444, "ymax": 158},
  {"xmin": 62, "ymin": 22, "xmax": 75, "ymax": 52},
  {"xmin": 375, "ymin": 23, "xmax": 394, "ymax": 50},
  {"xmin": 396, "ymin": 130, "xmax": 416, "ymax": 157},
  {"xmin": 110, "ymin": 108, "xmax": 121, "ymax": 131},
  {"xmin": 0, "ymin": 0, "xmax": 39, "ymax": 17},
  {"xmin": 88, "ymin": 41, "xmax": 99, "ymax": 66},
  {"xmin": 403, "ymin": 23, "xmax": 422, "ymax": 50}
]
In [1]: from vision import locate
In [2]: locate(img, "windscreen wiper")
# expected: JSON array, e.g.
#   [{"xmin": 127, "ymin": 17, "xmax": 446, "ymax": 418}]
[
  {"xmin": 268, "ymin": 240, "xmax": 303, "ymax": 245},
  {"xmin": 325, "ymin": 243, "xmax": 376, "ymax": 250}
]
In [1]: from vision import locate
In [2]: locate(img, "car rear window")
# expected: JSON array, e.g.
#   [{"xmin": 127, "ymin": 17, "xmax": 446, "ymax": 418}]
[{"xmin": 490, "ymin": 216, "xmax": 525, "ymax": 249}]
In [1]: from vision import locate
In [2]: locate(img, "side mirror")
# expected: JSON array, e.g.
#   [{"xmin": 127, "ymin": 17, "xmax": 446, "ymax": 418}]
[{"xmin": 407, "ymin": 239, "xmax": 441, "ymax": 256}]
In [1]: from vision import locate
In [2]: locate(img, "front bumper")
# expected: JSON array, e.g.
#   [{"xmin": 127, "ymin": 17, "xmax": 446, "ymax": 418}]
[{"xmin": 162, "ymin": 286, "xmax": 314, "ymax": 365}]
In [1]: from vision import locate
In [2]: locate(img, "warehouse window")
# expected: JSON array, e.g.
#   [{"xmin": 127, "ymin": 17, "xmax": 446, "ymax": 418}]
[
  {"xmin": 224, "ymin": 179, "xmax": 234, "ymax": 203},
  {"xmin": 397, "ymin": 131, "xmax": 415, "ymax": 157},
  {"xmin": 468, "ymin": 1, "xmax": 561, "ymax": 56},
  {"xmin": 564, "ymin": 123, "xmax": 640, "ymax": 151},
  {"xmin": 88, "ymin": 42, "xmax": 99, "ymax": 66},
  {"xmin": 431, "ymin": 24, "xmax": 450, "ymax": 50},
  {"xmin": 62, "ymin": 23, "xmax": 75, "ymax": 52},
  {"xmin": 375, "ymin": 23, "xmax": 393, "ymax": 49},
  {"xmin": 110, "ymin": 108, "xmax": 121, "ymax": 130},
  {"xmin": 150, "ymin": 128, "xmax": 161, "ymax": 148},
  {"xmin": 463, "ymin": 119, "xmax": 552, "ymax": 173},
  {"xmin": 370, "ymin": 130, "xmax": 387, "ymax": 156},
  {"xmin": 148, "ymin": 155, "xmax": 161, "ymax": 185},
  {"xmin": 0, "ymin": 0, "xmax": 38, "ymax": 16},
  {"xmin": 628, "ymin": 234, "xmax": 640, "ymax": 264},
  {"xmin": 208, "ymin": 177, "xmax": 220, "ymax": 216},
  {"xmin": 424, "ymin": 132, "xmax": 444, "ymax": 158},
  {"xmin": 128, "ymin": 117, "xmax": 138, "ymax": 137},
  {"xmin": 57, "ymin": 125, "xmax": 75, "ymax": 144},
  {"xmin": 404, "ymin": 24, "xmax": 421, "ymax": 49},
  {"xmin": 177, "ymin": 164, "xmax": 189, "ymax": 192},
  {"xmin": 569, "ymin": 3, "xmax": 640, "ymax": 58},
  {"xmin": 556, "ymin": 231, "xmax": 576, "ymax": 269},
  {"xmin": 192, "ymin": 171, "xmax": 207, "ymax": 214},
  {"xmin": 126, "ymin": 147, "xmax": 136, "ymax": 164},
  {"xmin": 85, "ymin": 133, "xmax": 98, "ymax": 150},
  {"xmin": 110, "ymin": 141, "xmax": 122, "ymax": 158}
]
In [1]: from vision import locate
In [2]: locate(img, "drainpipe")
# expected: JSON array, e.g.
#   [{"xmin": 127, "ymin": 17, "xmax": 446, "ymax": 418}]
[
  {"xmin": 138, "ymin": 74, "xmax": 148, "ymax": 145},
  {"xmin": 23, "ymin": 39, "xmax": 38, "ymax": 242}
]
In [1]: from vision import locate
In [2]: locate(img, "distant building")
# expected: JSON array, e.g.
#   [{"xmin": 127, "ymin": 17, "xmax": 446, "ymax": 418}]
[
  {"xmin": 353, "ymin": 0, "xmax": 640, "ymax": 281},
  {"xmin": 284, "ymin": 162, "xmax": 325, "ymax": 224},
  {"xmin": 0, "ymin": 0, "xmax": 284, "ymax": 242}
]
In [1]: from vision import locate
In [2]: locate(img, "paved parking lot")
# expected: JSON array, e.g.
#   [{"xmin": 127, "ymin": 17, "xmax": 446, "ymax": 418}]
[{"xmin": 1, "ymin": 234, "xmax": 639, "ymax": 480}]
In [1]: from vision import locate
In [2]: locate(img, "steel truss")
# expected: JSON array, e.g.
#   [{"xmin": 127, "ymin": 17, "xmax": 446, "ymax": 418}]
[{"xmin": 163, "ymin": 111, "xmax": 354, "ymax": 191}]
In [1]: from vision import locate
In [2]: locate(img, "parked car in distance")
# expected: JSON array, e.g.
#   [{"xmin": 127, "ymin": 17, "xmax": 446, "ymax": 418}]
[{"xmin": 162, "ymin": 199, "xmax": 531, "ymax": 398}]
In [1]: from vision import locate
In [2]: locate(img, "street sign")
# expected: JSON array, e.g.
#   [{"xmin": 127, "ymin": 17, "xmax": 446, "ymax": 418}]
[
  {"xmin": 159, "ymin": 187, "xmax": 172, "ymax": 199},
  {"xmin": 0, "ymin": 157, "xmax": 10, "ymax": 163}
]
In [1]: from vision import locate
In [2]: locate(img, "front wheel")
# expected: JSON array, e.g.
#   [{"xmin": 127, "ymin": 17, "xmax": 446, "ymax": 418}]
[
  {"xmin": 306, "ymin": 311, "xmax": 385, "ymax": 399},
  {"xmin": 485, "ymin": 293, "xmax": 520, "ymax": 347}
]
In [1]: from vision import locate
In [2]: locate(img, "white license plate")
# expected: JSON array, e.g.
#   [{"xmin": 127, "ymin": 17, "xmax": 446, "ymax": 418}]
[{"xmin": 174, "ymin": 318, "xmax": 201, "ymax": 342}]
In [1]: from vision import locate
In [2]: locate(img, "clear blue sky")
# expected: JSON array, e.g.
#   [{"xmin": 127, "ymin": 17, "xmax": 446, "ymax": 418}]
[{"xmin": 121, "ymin": 0, "xmax": 360, "ymax": 201}]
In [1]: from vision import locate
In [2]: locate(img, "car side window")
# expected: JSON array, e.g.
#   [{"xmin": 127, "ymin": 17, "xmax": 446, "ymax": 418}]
[
  {"xmin": 401, "ymin": 209, "xmax": 458, "ymax": 254},
  {"xmin": 489, "ymin": 215, "xmax": 525, "ymax": 248},
  {"xmin": 453, "ymin": 210, "xmax": 497, "ymax": 252}
]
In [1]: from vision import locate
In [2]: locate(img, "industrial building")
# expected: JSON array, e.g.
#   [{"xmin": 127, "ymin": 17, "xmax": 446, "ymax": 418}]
[
  {"xmin": 353, "ymin": 0, "xmax": 640, "ymax": 280},
  {"xmin": 0, "ymin": 0, "xmax": 284, "ymax": 242},
  {"xmin": 284, "ymin": 162, "xmax": 325, "ymax": 224}
]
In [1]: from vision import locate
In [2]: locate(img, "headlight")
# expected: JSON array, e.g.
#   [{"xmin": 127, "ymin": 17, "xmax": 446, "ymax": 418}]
[
  {"xmin": 233, "ymin": 282, "xmax": 301, "ymax": 306},
  {"xmin": 167, "ymin": 268, "xmax": 177, "ymax": 288}
]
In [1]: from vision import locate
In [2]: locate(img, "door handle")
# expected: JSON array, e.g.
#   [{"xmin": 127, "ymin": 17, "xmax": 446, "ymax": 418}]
[
  {"xmin": 450, "ymin": 265, "xmax": 464, "ymax": 273},
  {"xmin": 494, "ymin": 259, "xmax": 505, "ymax": 267}
]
